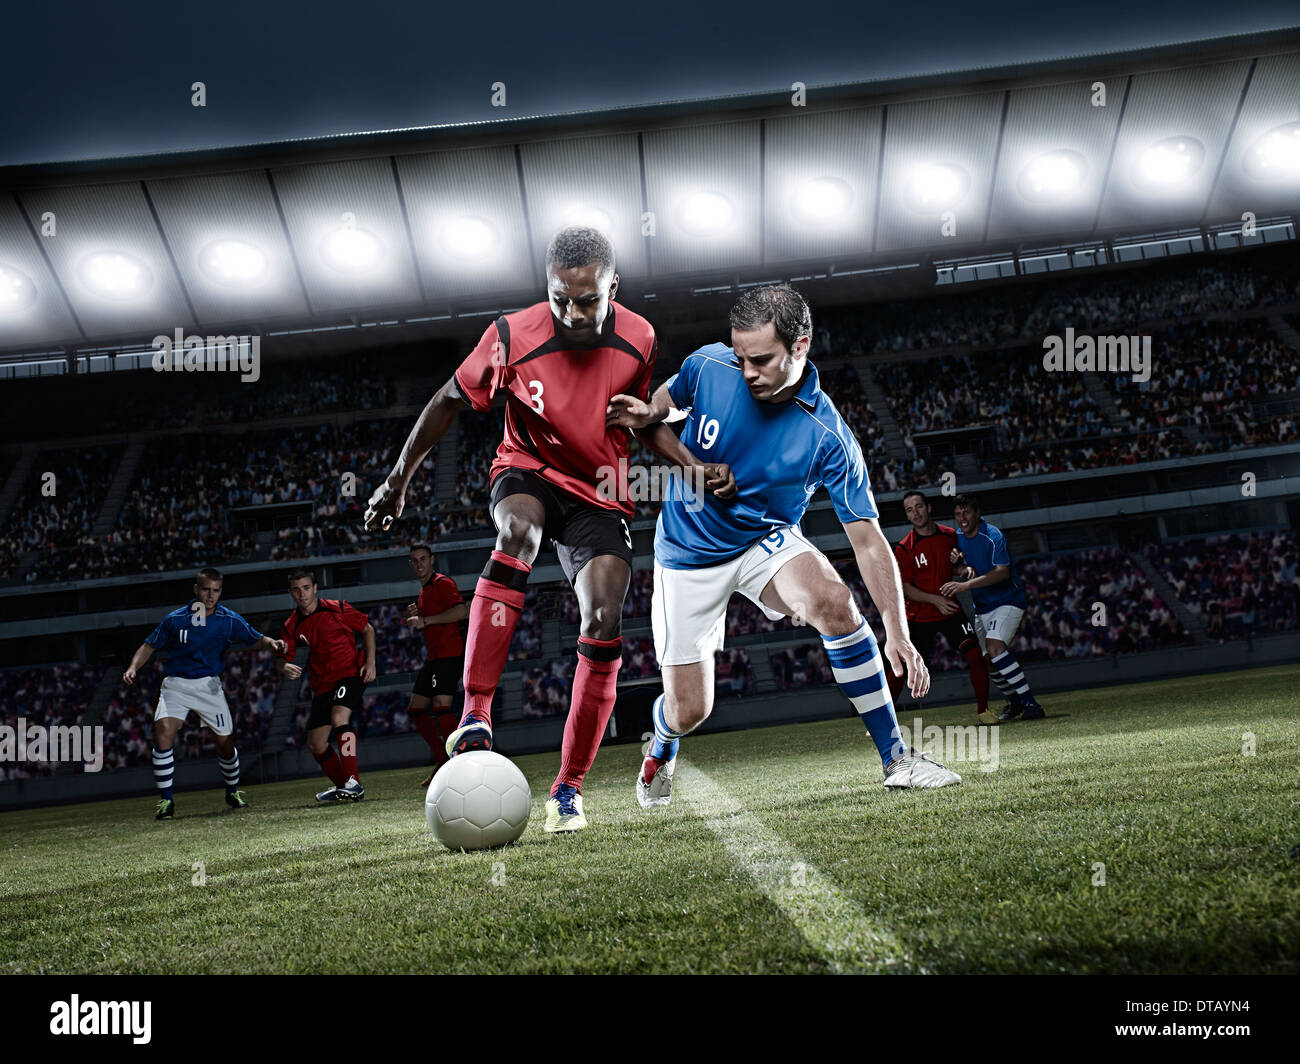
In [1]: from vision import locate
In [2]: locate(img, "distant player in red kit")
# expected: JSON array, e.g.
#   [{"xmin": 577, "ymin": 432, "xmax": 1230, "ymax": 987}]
[
  {"xmin": 365, "ymin": 226, "xmax": 733, "ymax": 833},
  {"xmin": 404, "ymin": 543, "xmax": 467, "ymax": 787},
  {"xmin": 277, "ymin": 569, "xmax": 377, "ymax": 801},
  {"xmin": 888, "ymin": 491, "xmax": 995, "ymax": 724}
]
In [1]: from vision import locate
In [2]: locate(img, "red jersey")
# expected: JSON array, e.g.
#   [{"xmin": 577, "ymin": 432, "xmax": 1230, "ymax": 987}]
[
  {"xmin": 418, "ymin": 573, "xmax": 464, "ymax": 660},
  {"xmin": 280, "ymin": 598, "xmax": 369, "ymax": 695},
  {"xmin": 454, "ymin": 301, "xmax": 656, "ymax": 514},
  {"xmin": 895, "ymin": 524, "xmax": 959, "ymax": 624}
]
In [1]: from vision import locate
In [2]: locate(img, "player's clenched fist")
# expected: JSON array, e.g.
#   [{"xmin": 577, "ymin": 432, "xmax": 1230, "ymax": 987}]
[
  {"xmin": 364, "ymin": 476, "xmax": 405, "ymax": 532},
  {"xmin": 122, "ymin": 666, "xmax": 137, "ymax": 686},
  {"xmin": 701, "ymin": 462, "xmax": 737, "ymax": 499},
  {"xmin": 605, "ymin": 393, "xmax": 654, "ymax": 429}
]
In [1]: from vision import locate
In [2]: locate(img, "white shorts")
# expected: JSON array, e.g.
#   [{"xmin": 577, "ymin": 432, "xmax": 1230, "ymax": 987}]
[
  {"xmin": 973, "ymin": 604, "xmax": 1025, "ymax": 648},
  {"xmin": 652, "ymin": 525, "xmax": 820, "ymax": 667},
  {"xmin": 154, "ymin": 675, "xmax": 234, "ymax": 736}
]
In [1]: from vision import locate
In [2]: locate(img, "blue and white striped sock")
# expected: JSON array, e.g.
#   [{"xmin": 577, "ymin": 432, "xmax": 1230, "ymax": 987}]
[
  {"xmin": 990, "ymin": 651, "xmax": 1034, "ymax": 700},
  {"xmin": 822, "ymin": 621, "xmax": 906, "ymax": 769},
  {"xmin": 152, "ymin": 746, "xmax": 174, "ymax": 800},
  {"xmin": 219, "ymin": 749, "xmax": 240, "ymax": 792},
  {"xmin": 650, "ymin": 694, "xmax": 681, "ymax": 761}
]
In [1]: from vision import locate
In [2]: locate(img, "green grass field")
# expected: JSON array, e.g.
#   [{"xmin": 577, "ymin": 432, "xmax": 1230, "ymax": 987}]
[{"xmin": 3, "ymin": 665, "xmax": 1298, "ymax": 974}]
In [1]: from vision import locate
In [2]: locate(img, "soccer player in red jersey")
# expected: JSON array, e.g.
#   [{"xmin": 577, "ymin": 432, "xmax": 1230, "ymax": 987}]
[
  {"xmin": 365, "ymin": 226, "xmax": 732, "ymax": 833},
  {"xmin": 404, "ymin": 543, "xmax": 467, "ymax": 787},
  {"xmin": 887, "ymin": 490, "xmax": 995, "ymax": 724},
  {"xmin": 276, "ymin": 569, "xmax": 377, "ymax": 801}
]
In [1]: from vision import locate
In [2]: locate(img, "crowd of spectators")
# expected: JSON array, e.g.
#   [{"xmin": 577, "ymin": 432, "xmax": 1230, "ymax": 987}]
[
  {"xmin": 0, "ymin": 663, "xmax": 102, "ymax": 780},
  {"xmin": 200, "ymin": 363, "xmax": 391, "ymax": 426},
  {"xmin": 982, "ymin": 430, "xmax": 1198, "ymax": 479},
  {"xmin": 1015, "ymin": 548, "xmax": 1189, "ymax": 659},
  {"xmin": 770, "ymin": 644, "xmax": 834, "ymax": 690},
  {"xmin": 1148, "ymin": 528, "xmax": 1299, "ymax": 642},
  {"xmin": 1109, "ymin": 319, "xmax": 1300, "ymax": 450},
  {"xmin": 1, "ymin": 445, "xmax": 121, "ymax": 583}
]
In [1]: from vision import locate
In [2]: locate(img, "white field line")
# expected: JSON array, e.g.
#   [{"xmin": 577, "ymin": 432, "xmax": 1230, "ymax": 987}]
[{"xmin": 674, "ymin": 760, "xmax": 913, "ymax": 974}]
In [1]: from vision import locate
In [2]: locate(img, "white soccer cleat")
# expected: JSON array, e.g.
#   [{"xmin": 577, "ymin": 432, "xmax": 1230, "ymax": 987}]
[
  {"xmin": 636, "ymin": 755, "xmax": 676, "ymax": 809},
  {"xmin": 883, "ymin": 749, "xmax": 962, "ymax": 789}
]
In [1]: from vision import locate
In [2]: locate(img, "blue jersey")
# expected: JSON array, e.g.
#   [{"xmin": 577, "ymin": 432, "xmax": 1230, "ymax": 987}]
[
  {"xmin": 956, "ymin": 517, "xmax": 1026, "ymax": 611},
  {"xmin": 145, "ymin": 602, "xmax": 264, "ymax": 679},
  {"xmin": 654, "ymin": 344, "xmax": 878, "ymax": 569}
]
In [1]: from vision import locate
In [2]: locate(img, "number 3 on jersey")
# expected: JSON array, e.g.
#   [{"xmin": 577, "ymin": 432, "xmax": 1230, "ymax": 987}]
[
  {"xmin": 696, "ymin": 415, "xmax": 719, "ymax": 450},
  {"xmin": 528, "ymin": 379, "xmax": 544, "ymax": 413}
]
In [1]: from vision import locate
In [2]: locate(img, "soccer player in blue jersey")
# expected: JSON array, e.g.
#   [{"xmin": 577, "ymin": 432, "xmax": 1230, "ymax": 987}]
[
  {"xmin": 940, "ymin": 494, "xmax": 1046, "ymax": 721},
  {"xmin": 607, "ymin": 284, "xmax": 961, "ymax": 806},
  {"xmin": 122, "ymin": 567, "xmax": 288, "ymax": 819}
]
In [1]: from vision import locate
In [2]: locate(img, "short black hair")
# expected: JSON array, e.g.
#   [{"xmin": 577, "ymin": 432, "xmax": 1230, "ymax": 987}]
[
  {"xmin": 546, "ymin": 226, "xmax": 615, "ymax": 282},
  {"xmin": 195, "ymin": 567, "xmax": 223, "ymax": 585},
  {"xmin": 952, "ymin": 493, "xmax": 980, "ymax": 512},
  {"xmin": 409, "ymin": 543, "xmax": 433, "ymax": 557},
  {"xmin": 287, "ymin": 568, "xmax": 316, "ymax": 585},
  {"xmin": 729, "ymin": 284, "xmax": 813, "ymax": 354},
  {"xmin": 902, "ymin": 490, "xmax": 929, "ymax": 508}
]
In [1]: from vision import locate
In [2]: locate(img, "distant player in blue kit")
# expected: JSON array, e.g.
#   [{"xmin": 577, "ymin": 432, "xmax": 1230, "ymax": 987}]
[
  {"xmin": 122, "ymin": 567, "xmax": 288, "ymax": 819},
  {"xmin": 607, "ymin": 285, "xmax": 961, "ymax": 806},
  {"xmin": 940, "ymin": 494, "xmax": 1046, "ymax": 721}
]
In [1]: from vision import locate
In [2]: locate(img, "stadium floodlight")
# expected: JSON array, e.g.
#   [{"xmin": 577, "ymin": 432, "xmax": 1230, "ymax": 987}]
[
  {"xmin": 0, "ymin": 263, "xmax": 37, "ymax": 314},
  {"xmin": 904, "ymin": 163, "xmax": 970, "ymax": 214},
  {"xmin": 1242, "ymin": 122, "xmax": 1300, "ymax": 182},
  {"xmin": 198, "ymin": 239, "xmax": 268, "ymax": 287},
  {"xmin": 320, "ymin": 225, "xmax": 384, "ymax": 274},
  {"xmin": 791, "ymin": 176, "xmax": 853, "ymax": 225},
  {"xmin": 1017, "ymin": 150, "xmax": 1088, "ymax": 203},
  {"xmin": 78, "ymin": 250, "xmax": 153, "ymax": 301},
  {"xmin": 561, "ymin": 205, "xmax": 613, "ymax": 234},
  {"xmin": 677, "ymin": 190, "xmax": 735, "ymax": 236},
  {"xmin": 1132, "ymin": 137, "xmax": 1205, "ymax": 192},
  {"xmin": 438, "ymin": 215, "xmax": 498, "ymax": 260}
]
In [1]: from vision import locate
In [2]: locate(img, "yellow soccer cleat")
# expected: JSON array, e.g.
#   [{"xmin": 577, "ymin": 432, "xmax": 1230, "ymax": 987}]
[
  {"xmin": 544, "ymin": 785, "xmax": 587, "ymax": 833},
  {"xmin": 976, "ymin": 709, "xmax": 999, "ymax": 725}
]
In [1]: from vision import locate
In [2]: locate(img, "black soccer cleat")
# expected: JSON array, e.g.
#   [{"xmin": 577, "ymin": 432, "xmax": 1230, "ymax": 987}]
[
  {"xmin": 155, "ymin": 798, "xmax": 176, "ymax": 820},
  {"xmin": 996, "ymin": 701, "xmax": 1022, "ymax": 722},
  {"xmin": 1019, "ymin": 702, "xmax": 1045, "ymax": 720},
  {"xmin": 225, "ymin": 789, "xmax": 249, "ymax": 809}
]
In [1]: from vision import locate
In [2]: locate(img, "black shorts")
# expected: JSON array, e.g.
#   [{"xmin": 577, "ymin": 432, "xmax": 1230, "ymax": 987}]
[
  {"xmin": 908, "ymin": 613, "xmax": 978, "ymax": 662},
  {"xmin": 308, "ymin": 675, "xmax": 365, "ymax": 729},
  {"xmin": 489, "ymin": 468, "xmax": 633, "ymax": 585},
  {"xmin": 413, "ymin": 656, "xmax": 463, "ymax": 699}
]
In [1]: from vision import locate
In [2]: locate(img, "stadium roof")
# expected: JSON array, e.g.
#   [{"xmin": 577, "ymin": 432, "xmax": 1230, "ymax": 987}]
[{"xmin": 0, "ymin": 27, "xmax": 1297, "ymax": 357}]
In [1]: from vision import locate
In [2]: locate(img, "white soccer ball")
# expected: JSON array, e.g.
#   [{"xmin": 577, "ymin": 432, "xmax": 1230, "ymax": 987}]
[{"xmin": 425, "ymin": 750, "xmax": 531, "ymax": 851}]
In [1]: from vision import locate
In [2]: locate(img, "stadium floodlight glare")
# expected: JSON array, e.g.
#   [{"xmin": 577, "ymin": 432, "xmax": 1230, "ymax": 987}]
[
  {"xmin": 1017, "ymin": 150, "xmax": 1088, "ymax": 203},
  {"xmin": 438, "ymin": 215, "xmax": 498, "ymax": 260},
  {"xmin": 0, "ymin": 263, "xmax": 38, "ymax": 314},
  {"xmin": 904, "ymin": 163, "xmax": 970, "ymax": 214},
  {"xmin": 561, "ymin": 205, "xmax": 613, "ymax": 234},
  {"xmin": 320, "ymin": 225, "xmax": 384, "ymax": 274},
  {"xmin": 791, "ymin": 176, "xmax": 853, "ymax": 225},
  {"xmin": 1132, "ymin": 137, "xmax": 1205, "ymax": 192},
  {"xmin": 78, "ymin": 251, "xmax": 153, "ymax": 301},
  {"xmin": 198, "ymin": 239, "xmax": 268, "ymax": 287},
  {"xmin": 677, "ymin": 190, "xmax": 735, "ymax": 236},
  {"xmin": 1242, "ymin": 122, "xmax": 1300, "ymax": 182}
]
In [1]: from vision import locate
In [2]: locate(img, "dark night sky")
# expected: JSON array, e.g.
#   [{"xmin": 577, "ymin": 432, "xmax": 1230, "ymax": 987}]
[{"xmin": 1, "ymin": 1, "xmax": 1297, "ymax": 167}]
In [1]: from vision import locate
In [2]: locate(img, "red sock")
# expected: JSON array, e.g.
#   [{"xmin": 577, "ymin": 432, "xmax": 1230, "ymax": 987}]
[
  {"xmin": 462, "ymin": 550, "xmax": 530, "ymax": 727},
  {"xmin": 433, "ymin": 709, "xmax": 459, "ymax": 762},
  {"xmin": 313, "ymin": 745, "xmax": 348, "ymax": 788},
  {"xmin": 963, "ymin": 644, "xmax": 990, "ymax": 711},
  {"xmin": 410, "ymin": 707, "xmax": 442, "ymax": 754},
  {"xmin": 336, "ymin": 725, "xmax": 359, "ymax": 781},
  {"xmin": 553, "ymin": 636, "xmax": 622, "ymax": 792}
]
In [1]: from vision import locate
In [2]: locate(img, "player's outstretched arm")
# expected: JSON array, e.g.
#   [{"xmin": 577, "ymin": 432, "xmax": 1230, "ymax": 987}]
[
  {"xmin": 360, "ymin": 623, "xmax": 377, "ymax": 683},
  {"xmin": 122, "ymin": 643, "xmax": 155, "ymax": 686},
  {"xmin": 254, "ymin": 635, "xmax": 288, "ymax": 655},
  {"xmin": 941, "ymin": 564, "xmax": 1010, "ymax": 598},
  {"xmin": 365, "ymin": 377, "xmax": 464, "ymax": 532},
  {"xmin": 845, "ymin": 519, "xmax": 930, "ymax": 698}
]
